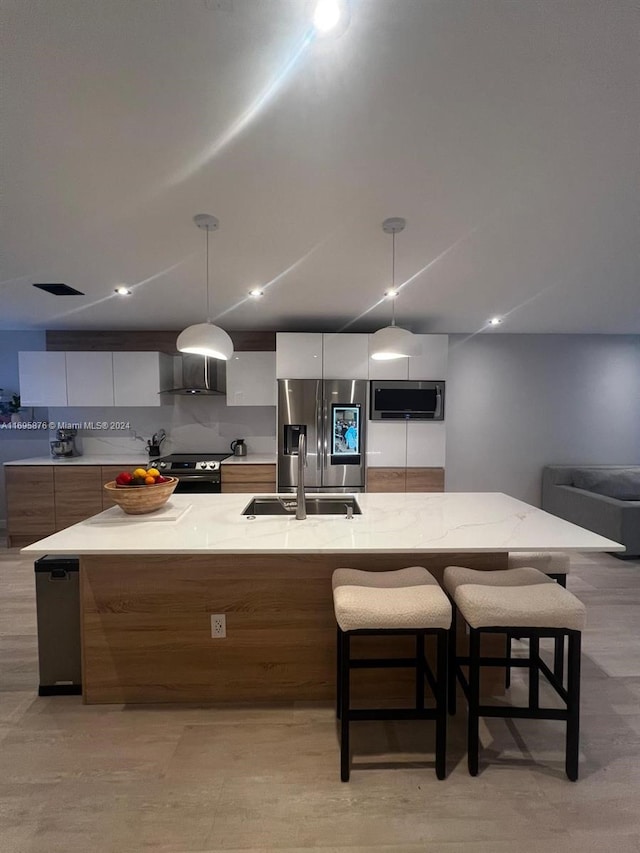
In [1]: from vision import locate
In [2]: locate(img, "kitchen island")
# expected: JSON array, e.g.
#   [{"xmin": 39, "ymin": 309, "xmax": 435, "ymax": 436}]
[{"xmin": 23, "ymin": 492, "xmax": 623, "ymax": 705}]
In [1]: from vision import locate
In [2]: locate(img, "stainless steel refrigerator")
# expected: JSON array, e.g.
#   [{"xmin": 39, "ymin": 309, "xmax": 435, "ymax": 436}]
[{"xmin": 277, "ymin": 379, "xmax": 367, "ymax": 493}]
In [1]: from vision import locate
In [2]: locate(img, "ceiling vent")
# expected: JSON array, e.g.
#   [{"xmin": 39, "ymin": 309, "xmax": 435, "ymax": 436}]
[{"xmin": 33, "ymin": 283, "xmax": 84, "ymax": 296}]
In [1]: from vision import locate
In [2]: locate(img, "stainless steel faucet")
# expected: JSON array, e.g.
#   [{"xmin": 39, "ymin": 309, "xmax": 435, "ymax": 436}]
[{"xmin": 296, "ymin": 432, "xmax": 307, "ymax": 520}]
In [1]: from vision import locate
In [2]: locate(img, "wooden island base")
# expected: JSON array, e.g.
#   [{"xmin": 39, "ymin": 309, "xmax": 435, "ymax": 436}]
[{"xmin": 80, "ymin": 552, "xmax": 507, "ymax": 705}]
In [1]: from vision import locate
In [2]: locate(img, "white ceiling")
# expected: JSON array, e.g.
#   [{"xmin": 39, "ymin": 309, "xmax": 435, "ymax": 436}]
[{"xmin": 2, "ymin": 0, "xmax": 639, "ymax": 334}]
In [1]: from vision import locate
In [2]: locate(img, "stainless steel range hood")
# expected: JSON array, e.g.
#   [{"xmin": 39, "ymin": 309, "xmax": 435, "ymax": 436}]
[{"xmin": 163, "ymin": 354, "xmax": 226, "ymax": 396}]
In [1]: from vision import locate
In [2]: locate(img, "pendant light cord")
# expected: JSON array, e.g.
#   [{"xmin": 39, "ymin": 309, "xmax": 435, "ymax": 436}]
[
  {"xmin": 391, "ymin": 230, "xmax": 396, "ymax": 327},
  {"xmin": 205, "ymin": 228, "xmax": 211, "ymax": 323}
]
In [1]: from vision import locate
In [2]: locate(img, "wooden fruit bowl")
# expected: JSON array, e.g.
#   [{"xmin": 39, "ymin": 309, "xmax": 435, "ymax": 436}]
[{"xmin": 103, "ymin": 477, "xmax": 179, "ymax": 515}]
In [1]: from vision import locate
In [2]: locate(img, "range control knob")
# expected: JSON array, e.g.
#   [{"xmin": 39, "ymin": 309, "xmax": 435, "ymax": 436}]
[
  {"xmin": 199, "ymin": 462, "xmax": 207, "ymax": 469},
  {"xmin": 159, "ymin": 462, "xmax": 167, "ymax": 469}
]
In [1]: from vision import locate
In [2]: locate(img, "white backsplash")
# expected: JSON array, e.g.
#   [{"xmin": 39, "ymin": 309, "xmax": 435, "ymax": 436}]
[{"xmin": 47, "ymin": 396, "xmax": 276, "ymax": 457}]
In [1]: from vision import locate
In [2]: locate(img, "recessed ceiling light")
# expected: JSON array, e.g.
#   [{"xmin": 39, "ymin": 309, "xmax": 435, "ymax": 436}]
[
  {"xmin": 489, "ymin": 317, "xmax": 502, "ymax": 326},
  {"xmin": 313, "ymin": 0, "xmax": 340, "ymax": 32},
  {"xmin": 313, "ymin": 0, "xmax": 349, "ymax": 35},
  {"xmin": 384, "ymin": 289, "xmax": 399, "ymax": 299},
  {"xmin": 114, "ymin": 286, "xmax": 132, "ymax": 296},
  {"xmin": 248, "ymin": 288, "xmax": 264, "ymax": 299}
]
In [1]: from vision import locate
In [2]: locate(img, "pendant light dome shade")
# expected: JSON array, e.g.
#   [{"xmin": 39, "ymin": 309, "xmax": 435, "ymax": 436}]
[
  {"xmin": 370, "ymin": 325, "xmax": 419, "ymax": 360},
  {"xmin": 176, "ymin": 322, "xmax": 234, "ymax": 360},
  {"xmin": 177, "ymin": 214, "xmax": 234, "ymax": 361},
  {"xmin": 369, "ymin": 217, "xmax": 417, "ymax": 361}
]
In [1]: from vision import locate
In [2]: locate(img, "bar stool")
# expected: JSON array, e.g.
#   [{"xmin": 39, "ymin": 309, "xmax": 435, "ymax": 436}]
[
  {"xmin": 332, "ymin": 566, "xmax": 452, "ymax": 782},
  {"xmin": 507, "ymin": 553, "xmax": 571, "ymax": 683},
  {"xmin": 508, "ymin": 551, "xmax": 571, "ymax": 586},
  {"xmin": 443, "ymin": 568, "xmax": 586, "ymax": 781},
  {"xmin": 443, "ymin": 566, "xmax": 556, "ymax": 710}
]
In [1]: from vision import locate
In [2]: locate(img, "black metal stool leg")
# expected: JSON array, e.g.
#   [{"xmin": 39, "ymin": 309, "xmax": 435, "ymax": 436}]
[
  {"xmin": 529, "ymin": 636, "xmax": 540, "ymax": 710},
  {"xmin": 336, "ymin": 625, "xmax": 342, "ymax": 719},
  {"xmin": 505, "ymin": 634, "xmax": 512, "ymax": 688},
  {"xmin": 448, "ymin": 604, "xmax": 457, "ymax": 715},
  {"xmin": 340, "ymin": 630, "xmax": 351, "ymax": 782},
  {"xmin": 416, "ymin": 632, "xmax": 425, "ymax": 711},
  {"xmin": 566, "ymin": 631, "xmax": 581, "ymax": 781},
  {"xmin": 435, "ymin": 629, "xmax": 448, "ymax": 780},
  {"xmin": 554, "ymin": 635, "xmax": 565, "ymax": 685},
  {"xmin": 467, "ymin": 628, "xmax": 480, "ymax": 776}
]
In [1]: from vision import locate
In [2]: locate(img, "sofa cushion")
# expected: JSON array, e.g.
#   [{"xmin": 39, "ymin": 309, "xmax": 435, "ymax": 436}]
[{"xmin": 572, "ymin": 468, "xmax": 640, "ymax": 501}]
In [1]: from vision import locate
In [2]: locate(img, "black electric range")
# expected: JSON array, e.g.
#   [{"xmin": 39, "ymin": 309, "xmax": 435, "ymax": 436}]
[{"xmin": 154, "ymin": 453, "xmax": 232, "ymax": 493}]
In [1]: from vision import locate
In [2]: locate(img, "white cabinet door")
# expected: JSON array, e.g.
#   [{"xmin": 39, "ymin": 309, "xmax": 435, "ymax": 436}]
[
  {"xmin": 276, "ymin": 333, "xmax": 323, "ymax": 379},
  {"xmin": 408, "ymin": 335, "xmax": 448, "ymax": 379},
  {"xmin": 226, "ymin": 352, "xmax": 276, "ymax": 406},
  {"xmin": 366, "ymin": 421, "xmax": 408, "ymax": 467},
  {"xmin": 65, "ymin": 352, "xmax": 114, "ymax": 406},
  {"xmin": 322, "ymin": 333, "xmax": 369, "ymax": 379},
  {"xmin": 18, "ymin": 351, "xmax": 68, "ymax": 406},
  {"xmin": 113, "ymin": 352, "xmax": 173, "ymax": 407},
  {"xmin": 406, "ymin": 422, "xmax": 447, "ymax": 467},
  {"xmin": 368, "ymin": 336, "xmax": 410, "ymax": 379}
]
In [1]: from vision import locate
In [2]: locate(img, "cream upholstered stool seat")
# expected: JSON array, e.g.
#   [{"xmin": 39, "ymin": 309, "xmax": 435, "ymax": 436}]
[
  {"xmin": 332, "ymin": 566, "xmax": 452, "ymax": 782},
  {"xmin": 444, "ymin": 567, "xmax": 586, "ymax": 781},
  {"xmin": 508, "ymin": 551, "xmax": 571, "ymax": 584},
  {"xmin": 443, "ymin": 566, "xmax": 556, "ymax": 702}
]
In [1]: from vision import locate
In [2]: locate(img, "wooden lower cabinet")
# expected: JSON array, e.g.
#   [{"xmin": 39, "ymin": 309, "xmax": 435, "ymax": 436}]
[
  {"xmin": 406, "ymin": 467, "xmax": 445, "ymax": 492},
  {"xmin": 366, "ymin": 468, "xmax": 407, "ymax": 492},
  {"xmin": 222, "ymin": 464, "xmax": 276, "ymax": 494},
  {"xmin": 6, "ymin": 466, "xmax": 56, "ymax": 547},
  {"xmin": 5, "ymin": 462, "xmax": 147, "ymax": 545},
  {"xmin": 54, "ymin": 466, "xmax": 104, "ymax": 530},
  {"xmin": 367, "ymin": 467, "xmax": 445, "ymax": 493}
]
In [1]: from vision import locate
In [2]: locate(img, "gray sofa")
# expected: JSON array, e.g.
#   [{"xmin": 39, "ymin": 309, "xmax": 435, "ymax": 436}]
[{"xmin": 542, "ymin": 465, "xmax": 640, "ymax": 557}]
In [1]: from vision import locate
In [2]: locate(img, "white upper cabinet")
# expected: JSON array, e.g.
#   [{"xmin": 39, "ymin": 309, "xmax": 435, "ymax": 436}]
[
  {"xmin": 408, "ymin": 335, "xmax": 448, "ymax": 379},
  {"xmin": 276, "ymin": 333, "xmax": 323, "ymax": 379},
  {"xmin": 368, "ymin": 336, "xmax": 409, "ymax": 379},
  {"xmin": 113, "ymin": 352, "xmax": 173, "ymax": 407},
  {"xmin": 65, "ymin": 351, "xmax": 115, "ymax": 406},
  {"xmin": 226, "ymin": 352, "xmax": 276, "ymax": 406},
  {"xmin": 366, "ymin": 421, "xmax": 408, "ymax": 467},
  {"xmin": 406, "ymin": 421, "xmax": 447, "ymax": 467},
  {"xmin": 322, "ymin": 333, "xmax": 369, "ymax": 379},
  {"xmin": 18, "ymin": 352, "xmax": 68, "ymax": 406},
  {"xmin": 19, "ymin": 350, "xmax": 174, "ymax": 407}
]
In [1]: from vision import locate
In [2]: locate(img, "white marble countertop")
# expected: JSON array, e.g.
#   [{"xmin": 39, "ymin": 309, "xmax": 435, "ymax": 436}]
[
  {"xmin": 221, "ymin": 454, "xmax": 276, "ymax": 465},
  {"xmin": 4, "ymin": 455, "xmax": 148, "ymax": 466},
  {"xmin": 21, "ymin": 492, "xmax": 625, "ymax": 556}
]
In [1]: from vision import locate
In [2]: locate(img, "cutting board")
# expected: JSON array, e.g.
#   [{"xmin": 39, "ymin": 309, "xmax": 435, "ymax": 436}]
[{"xmin": 89, "ymin": 501, "xmax": 191, "ymax": 524}]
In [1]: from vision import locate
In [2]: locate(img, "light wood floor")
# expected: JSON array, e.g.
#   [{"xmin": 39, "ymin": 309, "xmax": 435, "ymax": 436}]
[{"xmin": 2, "ymin": 541, "xmax": 640, "ymax": 853}]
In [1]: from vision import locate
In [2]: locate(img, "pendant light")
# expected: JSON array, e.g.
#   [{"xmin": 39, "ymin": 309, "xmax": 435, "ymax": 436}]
[
  {"xmin": 370, "ymin": 217, "xmax": 418, "ymax": 360},
  {"xmin": 176, "ymin": 214, "xmax": 234, "ymax": 360}
]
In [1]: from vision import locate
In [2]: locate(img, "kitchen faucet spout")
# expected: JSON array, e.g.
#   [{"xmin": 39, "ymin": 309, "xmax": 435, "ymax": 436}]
[{"xmin": 296, "ymin": 433, "xmax": 307, "ymax": 520}]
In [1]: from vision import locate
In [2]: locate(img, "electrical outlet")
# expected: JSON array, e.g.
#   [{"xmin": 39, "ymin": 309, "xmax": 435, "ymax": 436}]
[{"xmin": 210, "ymin": 614, "xmax": 226, "ymax": 638}]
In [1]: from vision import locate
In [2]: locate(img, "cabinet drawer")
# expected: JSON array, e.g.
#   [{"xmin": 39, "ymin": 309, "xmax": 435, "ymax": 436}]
[
  {"xmin": 54, "ymin": 466, "xmax": 104, "ymax": 530},
  {"xmin": 366, "ymin": 468, "xmax": 406, "ymax": 493},
  {"xmin": 6, "ymin": 466, "xmax": 56, "ymax": 545},
  {"xmin": 222, "ymin": 481, "xmax": 277, "ymax": 494},
  {"xmin": 406, "ymin": 467, "xmax": 445, "ymax": 492},
  {"xmin": 222, "ymin": 465, "xmax": 276, "ymax": 484}
]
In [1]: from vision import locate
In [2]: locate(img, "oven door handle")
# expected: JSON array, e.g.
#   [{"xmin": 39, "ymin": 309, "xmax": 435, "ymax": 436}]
[{"xmin": 173, "ymin": 475, "xmax": 219, "ymax": 481}]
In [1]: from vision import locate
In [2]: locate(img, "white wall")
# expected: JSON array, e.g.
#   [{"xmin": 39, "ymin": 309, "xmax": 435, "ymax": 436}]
[{"xmin": 445, "ymin": 335, "xmax": 640, "ymax": 505}]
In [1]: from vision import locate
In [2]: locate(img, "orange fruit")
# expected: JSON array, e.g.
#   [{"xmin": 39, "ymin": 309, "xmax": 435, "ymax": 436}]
[{"xmin": 144, "ymin": 476, "xmax": 156, "ymax": 485}]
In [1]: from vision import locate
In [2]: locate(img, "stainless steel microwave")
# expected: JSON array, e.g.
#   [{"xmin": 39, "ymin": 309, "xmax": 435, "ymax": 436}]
[{"xmin": 369, "ymin": 380, "xmax": 445, "ymax": 420}]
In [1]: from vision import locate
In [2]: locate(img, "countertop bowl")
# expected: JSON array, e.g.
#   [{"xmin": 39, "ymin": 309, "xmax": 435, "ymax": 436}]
[{"xmin": 103, "ymin": 477, "xmax": 178, "ymax": 515}]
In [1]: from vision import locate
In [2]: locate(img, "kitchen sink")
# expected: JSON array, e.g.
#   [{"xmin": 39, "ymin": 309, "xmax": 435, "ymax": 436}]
[{"xmin": 242, "ymin": 496, "xmax": 361, "ymax": 516}]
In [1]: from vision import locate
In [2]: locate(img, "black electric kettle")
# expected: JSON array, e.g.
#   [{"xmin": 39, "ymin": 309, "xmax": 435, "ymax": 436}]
[{"xmin": 230, "ymin": 438, "xmax": 247, "ymax": 457}]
